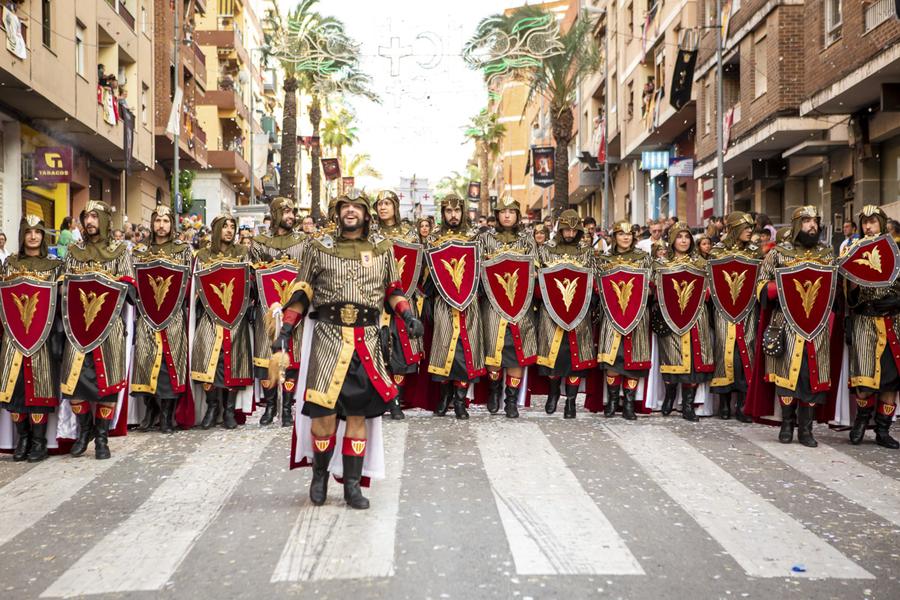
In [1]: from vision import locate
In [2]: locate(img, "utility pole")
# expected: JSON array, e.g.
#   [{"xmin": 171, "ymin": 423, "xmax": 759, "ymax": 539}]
[{"xmin": 715, "ymin": 0, "xmax": 725, "ymax": 217}]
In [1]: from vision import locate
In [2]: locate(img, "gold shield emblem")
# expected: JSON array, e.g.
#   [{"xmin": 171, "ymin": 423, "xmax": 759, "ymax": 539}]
[
  {"xmin": 340, "ymin": 303, "xmax": 359, "ymax": 325},
  {"xmin": 314, "ymin": 438, "xmax": 331, "ymax": 452},
  {"xmin": 351, "ymin": 439, "xmax": 366, "ymax": 455}
]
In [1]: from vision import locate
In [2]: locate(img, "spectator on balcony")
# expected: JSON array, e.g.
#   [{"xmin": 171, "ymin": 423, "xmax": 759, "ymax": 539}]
[
  {"xmin": 642, "ymin": 77, "xmax": 656, "ymax": 118},
  {"xmin": 0, "ymin": 232, "xmax": 7, "ymax": 263}
]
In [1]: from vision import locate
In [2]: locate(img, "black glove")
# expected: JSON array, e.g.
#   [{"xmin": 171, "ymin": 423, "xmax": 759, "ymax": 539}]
[
  {"xmin": 271, "ymin": 324, "xmax": 292, "ymax": 354},
  {"xmin": 397, "ymin": 304, "xmax": 424, "ymax": 338},
  {"xmin": 844, "ymin": 315, "xmax": 854, "ymax": 347}
]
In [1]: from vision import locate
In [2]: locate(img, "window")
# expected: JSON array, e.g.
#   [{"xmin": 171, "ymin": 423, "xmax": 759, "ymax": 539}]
[
  {"xmin": 141, "ymin": 83, "xmax": 149, "ymax": 125},
  {"xmin": 41, "ymin": 0, "xmax": 51, "ymax": 48},
  {"xmin": 705, "ymin": 0, "xmax": 715, "ymax": 27},
  {"xmin": 824, "ymin": 0, "xmax": 842, "ymax": 45},
  {"xmin": 754, "ymin": 30, "xmax": 767, "ymax": 98},
  {"xmin": 75, "ymin": 22, "xmax": 86, "ymax": 76},
  {"xmin": 626, "ymin": 2, "xmax": 634, "ymax": 34},
  {"xmin": 141, "ymin": 4, "xmax": 148, "ymax": 34},
  {"xmin": 704, "ymin": 80, "xmax": 711, "ymax": 136},
  {"xmin": 627, "ymin": 81, "xmax": 634, "ymax": 121}
]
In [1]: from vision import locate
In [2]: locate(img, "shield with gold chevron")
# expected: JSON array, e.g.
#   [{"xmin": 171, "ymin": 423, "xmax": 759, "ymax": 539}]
[
  {"xmin": 0, "ymin": 276, "xmax": 57, "ymax": 357},
  {"xmin": 776, "ymin": 262, "xmax": 838, "ymax": 341},
  {"xmin": 62, "ymin": 272, "xmax": 129, "ymax": 354},
  {"xmin": 425, "ymin": 240, "xmax": 480, "ymax": 310},
  {"xmin": 708, "ymin": 255, "xmax": 761, "ymax": 324},
  {"xmin": 539, "ymin": 262, "xmax": 593, "ymax": 331},
  {"xmin": 392, "ymin": 240, "xmax": 424, "ymax": 298},
  {"xmin": 194, "ymin": 262, "xmax": 250, "ymax": 329},
  {"xmin": 134, "ymin": 259, "xmax": 190, "ymax": 331},
  {"xmin": 837, "ymin": 234, "xmax": 900, "ymax": 288},
  {"xmin": 657, "ymin": 263, "xmax": 708, "ymax": 336},
  {"xmin": 255, "ymin": 260, "xmax": 301, "ymax": 311},
  {"xmin": 482, "ymin": 252, "xmax": 535, "ymax": 322},
  {"xmin": 598, "ymin": 264, "xmax": 650, "ymax": 336}
]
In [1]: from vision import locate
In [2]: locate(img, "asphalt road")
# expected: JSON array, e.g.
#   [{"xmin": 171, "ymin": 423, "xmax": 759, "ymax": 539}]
[{"xmin": 1, "ymin": 405, "xmax": 899, "ymax": 600}]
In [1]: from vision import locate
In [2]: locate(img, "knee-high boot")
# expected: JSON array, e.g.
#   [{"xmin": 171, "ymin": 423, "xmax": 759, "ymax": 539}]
[
  {"xmin": 200, "ymin": 388, "xmax": 221, "ymax": 430},
  {"xmin": 681, "ymin": 386, "xmax": 699, "ymax": 422},
  {"xmin": 12, "ymin": 417, "xmax": 31, "ymax": 462},
  {"xmin": 259, "ymin": 384, "xmax": 278, "ymax": 426}
]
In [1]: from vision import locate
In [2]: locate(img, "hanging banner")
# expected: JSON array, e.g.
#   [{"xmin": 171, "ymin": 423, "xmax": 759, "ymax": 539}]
[
  {"xmin": 670, "ymin": 49, "xmax": 698, "ymax": 110},
  {"xmin": 121, "ymin": 107, "xmax": 135, "ymax": 175},
  {"xmin": 321, "ymin": 157, "xmax": 341, "ymax": 181},
  {"xmin": 467, "ymin": 181, "xmax": 481, "ymax": 200},
  {"xmin": 532, "ymin": 146, "xmax": 555, "ymax": 188}
]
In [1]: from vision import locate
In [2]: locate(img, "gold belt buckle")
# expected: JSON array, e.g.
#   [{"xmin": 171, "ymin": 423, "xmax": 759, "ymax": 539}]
[{"xmin": 339, "ymin": 303, "xmax": 359, "ymax": 325}]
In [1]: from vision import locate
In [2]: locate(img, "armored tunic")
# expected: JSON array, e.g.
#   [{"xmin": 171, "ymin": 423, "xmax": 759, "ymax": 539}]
[
  {"xmin": 759, "ymin": 242, "xmax": 835, "ymax": 402},
  {"xmin": 189, "ymin": 246, "xmax": 253, "ymax": 389},
  {"xmin": 597, "ymin": 249, "xmax": 653, "ymax": 377},
  {"xmin": 0, "ymin": 255, "xmax": 62, "ymax": 412},
  {"xmin": 536, "ymin": 241, "xmax": 597, "ymax": 376},
  {"xmin": 709, "ymin": 242, "xmax": 762, "ymax": 393},
  {"xmin": 130, "ymin": 240, "xmax": 192, "ymax": 398},
  {"xmin": 61, "ymin": 241, "xmax": 134, "ymax": 401},
  {"xmin": 477, "ymin": 228, "xmax": 538, "ymax": 369}
]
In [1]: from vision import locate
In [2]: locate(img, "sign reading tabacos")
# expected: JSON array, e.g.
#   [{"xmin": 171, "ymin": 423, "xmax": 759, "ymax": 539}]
[{"xmin": 35, "ymin": 147, "xmax": 73, "ymax": 183}]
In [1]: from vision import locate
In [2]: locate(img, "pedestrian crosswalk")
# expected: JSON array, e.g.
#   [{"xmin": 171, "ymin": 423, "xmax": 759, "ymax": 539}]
[{"xmin": 1, "ymin": 414, "xmax": 896, "ymax": 597}]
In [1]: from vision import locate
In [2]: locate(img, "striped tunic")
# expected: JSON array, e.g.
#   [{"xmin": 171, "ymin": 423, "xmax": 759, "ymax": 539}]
[
  {"xmin": 130, "ymin": 241, "xmax": 192, "ymax": 397},
  {"xmin": 299, "ymin": 235, "xmax": 402, "ymax": 409},
  {"xmin": 535, "ymin": 241, "xmax": 597, "ymax": 375},
  {"xmin": 477, "ymin": 228, "xmax": 538, "ymax": 368},
  {"xmin": 61, "ymin": 241, "xmax": 134, "ymax": 401},
  {"xmin": 189, "ymin": 247, "xmax": 253, "ymax": 389},
  {"xmin": 596, "ymin": 249, "xmax": 652, "ymax": 376}
]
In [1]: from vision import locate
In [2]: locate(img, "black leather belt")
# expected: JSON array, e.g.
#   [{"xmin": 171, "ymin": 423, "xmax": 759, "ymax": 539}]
[{"xmin": 311, "ymin": 302, "xmax": 380, "ymax": 327}]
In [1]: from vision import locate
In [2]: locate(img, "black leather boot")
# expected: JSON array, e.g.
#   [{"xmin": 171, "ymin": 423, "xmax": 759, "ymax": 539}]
[
  {"xmin": 435, "ymin": 383, "xmax": 451, "ymax": 416},
  {"xmin": 849, "ymin": 404, "xmax": 874, "ymax": 445},
  {"xmin": 734, "ymin": 395, "xmax": 752, "ymax": 423},
  {"xmin": 259, "ymin": 385, "xmax": 278, "ymax": 426},
  {"xmin": 453, "ymin": 385, "xmax": 470, "ymax": 420},
  {"xmin": 797, "ymin": 404, "xmax": 818, "ymax": 447},
  {"xmin": 12, "ymin": 418, "xmax": 31, "ymax": 462},
  {"xmin": 874, "ymin": 410, "xmax": 900, "ymax": 449},
  {"xmin": 718, "ymin": 393, "xmax": 732, "ymax": 420},
  {"xmin": 681, "ymin": 386, "xmax": 699, "ymax": 422},
  {"xmin": 159, "ymin": 398, "xmax": 175, "ymax": 434},
  {"xmin": 200, "ymin": 389, "xmax": 220, "ymax": 429},
  {"xmin": 545, "ymin": 378, "xmax": 561, "ymax": 414},
  {"xmin": 605, "ymin": 385, "xmax": 620, "ymax": 418},
  {"xmin": 661, "ymin": 384, "xmax": 677, "ymax": 416},
  {"xmin": 222, "ymin": 390, "xmax": 238, "ymax": 429},
  {"xmin": 139, "ymin": 397, "xmax": 159, "ymax": 431},
  {"xmin": 389, "ymin": 386, "xmax": 405, "ymax": 420},
  {"xmin": 504, "ymin": 386, "xmax": 519, "ymax": 418},
  {"xmin": 70, "ymin": 411, "xmax": 94, "ymax": 457},
  {"xmin": 309, "ymin": 445, "xmax": 334, "ymax": 506},
  {"xmin": 94, "ymin": 417, "xmax": 112, "ymax": 460},
  {"xmin": 342, "ymin": 454, "xmax": 370, "ymax": 510},
  {"xmin": 622, "ymin": 386, "xmax": 637, "ymax": 421},
  {"xmin": 487, "ymin": 377, "xmax": 502, "ymax": 415},
  {"xmin": 27, "ymin": 421, "xmax": 49, "ymax": 462},
  {"xmin": 563, "ymin": 383, "xmax": 578, "ymax": 419},
  {"xmin": 281, "ymin": 390, "xmax": 293, "ymax": 427},
  {"xmin": 778, "ymin": 401, "xmax": 796, "ymax": 443}
]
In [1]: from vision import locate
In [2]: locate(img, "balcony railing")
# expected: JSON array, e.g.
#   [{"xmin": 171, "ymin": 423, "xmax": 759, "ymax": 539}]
[
  {"xmin": 192, "ymin": 41, "xmax": 206, "ymax": 66},
  {"xmin": 864, "ymin": 0, "xmax": 893, "ymax": 33}
]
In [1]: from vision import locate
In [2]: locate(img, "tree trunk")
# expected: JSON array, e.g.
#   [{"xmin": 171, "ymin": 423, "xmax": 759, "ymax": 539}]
[
  {"xmin": 480, "ymin": 142, "xmax": 490, "ymax": 216},
  {"xmin": 279, "ymin": 76, "xmax": 299, "ymax": 201},
  {"xmin": 309, "ymin": 94, "xmax": 322, "ymax": 222},
  {"xmin": 551, "ymin": 107, "xmax": 574, "ymax": 217}
]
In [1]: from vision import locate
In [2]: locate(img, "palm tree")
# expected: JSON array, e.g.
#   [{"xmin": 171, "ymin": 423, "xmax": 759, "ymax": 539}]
[
  {"xmin": 466, "ymin": 7, "xmax": 600, "ymax": 214},
  {"xmin": 344, "ymin": 153, "xmax": 382, "ymax": 179},
  {"xmin": 321, "ymin": 106, "xmax": 358, "ymax": 165},
  {"xmin": 464, "ymin": 109, "xmax": 506, "ymax": 216},
  {"xmin": 435, "ymin": 166, "xmax": 479, "ymax": 200}
]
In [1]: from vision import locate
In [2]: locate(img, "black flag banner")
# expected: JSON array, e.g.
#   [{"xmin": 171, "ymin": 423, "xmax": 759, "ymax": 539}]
[
  {"xmin": 532, "ymin": 146, "xmax": 554, "ymax": 188},
  {"xmin": 121, "ymin": 107, "xmax": 135, "ymax": 175},
  {"xmin": 467, "ymin": 181, "xmax": 481, "ymax": 200},
  {"xmin": 670, "ymin": 49, "xmax": 698, "ymax": 110}
]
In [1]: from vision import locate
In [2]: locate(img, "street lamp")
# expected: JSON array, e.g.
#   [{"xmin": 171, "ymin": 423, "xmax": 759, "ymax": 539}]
[{"xmin": 583, "ymin": 4, "xmax": 610, "ymax": 228}]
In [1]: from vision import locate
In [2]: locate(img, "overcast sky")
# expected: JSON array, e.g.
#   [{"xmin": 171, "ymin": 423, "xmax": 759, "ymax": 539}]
[{"xmin": 278, "ymin": 0, "xmax": 514, "ymax": 189}]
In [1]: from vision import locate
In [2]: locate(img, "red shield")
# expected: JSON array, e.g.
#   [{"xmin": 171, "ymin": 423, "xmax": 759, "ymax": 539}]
[
  {"xmin": 539, "ymin": 262, "xmax": 593, "ymax": 331},
  {"xmin": 657, "ymin": 263, "xmax": 708, "ymax": 335},
  {"xmin": 134, "ymin": 259, "xmax": 190, "ymax": 331},
  {"xmin": 426, "ymin": 241, "xmax": 480, "ymax": 310},
  {"xmin": 393, "ymin": 241, "xmax": 424, "ymax": 297},
  {"xmin": 837, "ymin": 234, "xmax": 900, "ymax": 288},
  {"xmin": 255, "ymin": 261, "xmax": 301, "ymax": 309},
  {"xmin": 708, "ymin": 255, "xmax": 761, "ymax": 323},
  {"xmin": 776, "ymin": 263, "xmax": 838, "ymax": 341},
  {"xmin": 0, "ymin": 277, "xmax": 57, "ymax": 357},
  {"xmin": 62, "ymin": 273, "xmax": 129, "ymax": 353},
  {"xmin": 482, "ymin": 253, "xmax": 535, "ymax": 322},
  {"xmin": 195, "ymin": 262, "xmax": 251, "ymax": 329},
  {"xmin": 599, "ymin": 265, "xmax": 650, "ymax": 336}
]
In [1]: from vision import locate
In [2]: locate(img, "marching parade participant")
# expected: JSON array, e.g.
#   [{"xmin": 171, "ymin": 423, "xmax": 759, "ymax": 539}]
[
  {"xmin": 61, "ymin": 201, "xmax": 134, "ymax": 460},
  {"xmin": 759, "ymin": 206, "xmax": 837, "ymax": 447},
  {"xmin": 477, "ymin": 194, "xmax": 538, "ymax": 418},
  {"xmin": 190, "ymin": 213, "xmax": 253, "ymax": 430},
  {"xmin": 272, "ymin": 189, "xmax": 423, "ymax": 509},
  {"xmin": 535, "ymin": 210, "xmax": 596, "ymax": 418},
  {"xmin": 597, "ymin": 220, "xmax": 652, "ymax": 420},
  {"xmin": 131, "ymin": 205, "xmax": 192, "ymax": 434},
  {"xmin": 249, "ymin": 197, "xmax": 307, "ymax": 427},
  {"xmin": 0, "ymin": 215, "xmax": 63, "ymax": 461},
  {"xmin": 708, "ymin": 212, "xmax": 763, "ymax": 422},
  {"xmin": 425, "ymin": 194, "xmax": 485, "ymax": 419},
  {"xmin": 653, "ymin": 223, "xmax": 714, "ymax": 421},
  {"xmin": 372, "ymin": 190, "xmax": 424, "ymax": 420}
]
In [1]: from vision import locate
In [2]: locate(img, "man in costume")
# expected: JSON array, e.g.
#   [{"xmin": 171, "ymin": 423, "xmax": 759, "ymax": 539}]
[
  {"xmin": 271, "ymin": 189, "xmax": 423, "ymax": 509},
  {"xmin": 845, "ymin": 205, "xmax": 899, "ymax": 449},
  {"xmin": 372, "ymin": 189, "xmax": 424, "ymax": 420},
  {"xmin": 0, "ymin": 215, "xmax": 62, "ymax": 461},
  {"xmin": 476, "ymin": 194, "xmax": 538, "ymax": 417},
  {"xmin": 249, "ymin": 197, "xmax": 307, "ymax": 427},
  {"xmin": 62, "ymin": 201, "xmax": 134, "ymax": 459},
  {"xmin": 190, "ymin": 214, "xmax": 253, "ymax": 429},
  {"xmin": 760, "ymin": 206, "xmax": 835, "ymax": 447},
  {"xmin": 425, "ymin": 194, "xmax": 485, "ymax": 419},
  {"xmin": 709, "ymin": 212, "xmax": 762, "ymax": 421},
  {"xmin": 535, "ymin": 210, "xmax": 596, "ymax": 418},
  {"xmin": 131, "ymin": 205, "xmax": 192, "ymax": 433}
]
